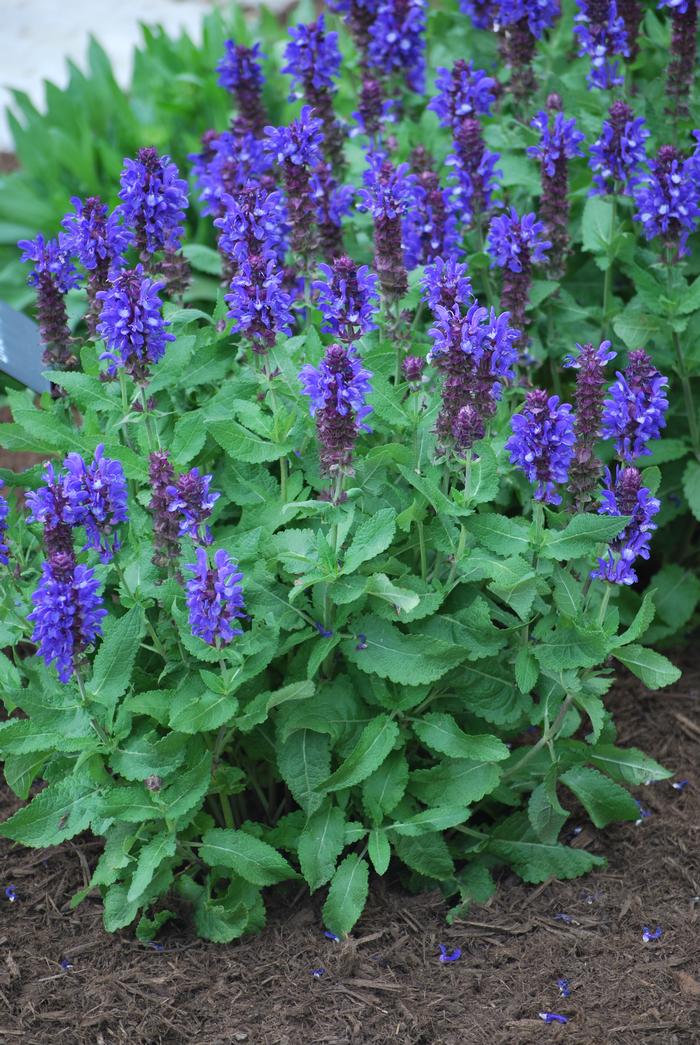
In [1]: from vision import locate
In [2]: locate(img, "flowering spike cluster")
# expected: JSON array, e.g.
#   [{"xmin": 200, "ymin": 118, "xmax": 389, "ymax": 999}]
[
  {"xmin": 422, "ymin": 257, "xmax": 472, "ymax": 312},
  {"xmin": 309, "ymin": 163, "xmax": 354, "ymax": 260},
  {"xmin": 26, "ymin": 463, "xmax": 87, "ymax": 560},
  {"xmin": 313, "ymin": 256, "xmax": 380, "ymax": 342},
  {"xmin": 118, "ymin": 148, "xmax": 189, "ymax": 256},
  {"xmin": 283, "ymin": 17, "xmax": 345, "ymax": 169},
  {"xmin": 591, "ymin": 466, "xmax": 660, "ymax": 584},
  {"xmin": 217, "ymin": 41, "xmax": 268, "ymax": 137},
  {"xmin": 403, "ymin": 355, "xmax": 426, "ymax": 385},
  {"xmin": 299, "ymin": 343, "xmax": 373, "ymax": 476},
  {"xmin": 633, "ymin": 145, "xmax": 700, "ymax": 257},
  {"xmin": 574, "ymin": 0, "xmax": 629, "ymax": 90},
  {"xmin": 96, "ymin": 266, "xmax": 175, "ymax": 382},
  {"xmin": 63, "ymin": 445, "xmax": 128, "ymax": 562},
  {"xmin": 61, "ymin": 196, "xmax": 132, "ymax": 334},
  {"xmin": 458, "ymin": 0, "xmax": 495, "ymax": 29},
  {"xmin": 18, "ymin": 234, "xmax": 80, "ymax": 367},
  {"xmin": 214, "ymin": 184, "xmax": 289, "ymax": 267},
  {"xmin": 224, "ymin": 254, "xmax": 294, "ymax": 352},
  {"xmin": 429, "ymin": 61, "xmax": 496, "ymax": 129},
  {"xmin": 327, "ymin": 0, "xmax": 380, "ymax": 66},
  {"xmin": 528, "ymin": 102, "xmax": 585, "ymax": 276},
  {"xmin": 488, "ymin": 208, "xmax": 550, "ymax": 340},
  {"xmin": 353, "ymin": 78, "xmax": 392, "ymax": 141},
  {"xmin": 447, "ymin": 118, "xmax": 500, "ymax": 227},
  {"xmin": 368, "ymin": 0, "xmax": 427, "ymax": 94},
  {"xmin": 660, "ymin": 0, "xmax": 698, "ymax": 115},
  {"xmin": 148, "ymin": 451, "xmax": 182, "ymax": 568},
  {"xmin": 186, "ymin": 548, "xmax": 245, "ymax": 646},
  {"xmin": 28, "ymin": 553, "xmax": 106, "ymax": 683},
  {"xmin": 357, "ymin": 154, "xmax": 420, "ymax": 301},
  {"xmin": 190, "ymin": 130, "xmax": 273, "ymax": 218},
  {"xmin": 602, "ymin": 349, "xmax": 669, "ymax": 460},
  {"xmin": 166, "ymin": 468, "xmax": 219, "ymax": 545},
  {"xmin": 404, "ymin": 149, "xmax": 458, "ymax": 268},
  {"xmin": 506, "ymin": 389, "xmax": 576, "ymax": 504},
  {"xmin": 564, "ymin": 341, "xmax": 616, "ymax": 508},
  {"xmin": 0, "ymin": 481, "xmax": 9, "ymax": 566},
  {"xmin": 264, "ymin": 107, "xmax": 325, "ymax": 262},
  {"xmin": 589, "ymin": 101, "xmax": 649, "ymax": 196},
  {"xmin": 495, "ymin": 0, "xmax": 560, "ymax": 99},
  {"xmin": 429, "ymin": 302, "xmax": 520, "ymax": 449},
  {"xmin": 618, "ymin": 0, "xmax": 643, "ymax": 59}
]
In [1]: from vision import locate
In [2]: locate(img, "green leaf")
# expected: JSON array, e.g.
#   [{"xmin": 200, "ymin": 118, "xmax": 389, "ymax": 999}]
[
  {"xmin": 207, "ymin": 419, "xmax": 292, "ymax": 464},
  {"xmin": 389, "ymin": 805, "xmax": 470, "ymax": 837},
  {"xmin": 172, "ymin": 410, "xmax": 207, "ymax": 466},
  {"xmin": 540, "ymin": 514, "xmax": 630, "ymax": 560},
  {"xmin": 514, "ymin": 648, "xmax": 539, "ymax": 695},
  {"xmin": 200, "ymin": 828, "xmax": 297, "ymax": 886},
  {"xmin": 277, "ymin": 730, "xmax": 331, "ymax": 815},
  {"xmin": 488, "ymin": 814, "xmax": 605, "ymax": 882},
  {"xmin": 322, "ymin": 854, "xmax": 369, "ymax": 937},
  {"xmin": 588, "ymin": 745, "xmax": 671, "ymax": 785},
  {"xmin": 612, "ymin": 644, "xmax": 681, "ymax": 690},
  {"xmin": 682, "ymin": 460, "xmax": 700, "ymax": 522},
  {"xmin": 649, "ymin": 565, "xmax": 700, "ymax": 629},
  {"xmin": 412, "ymin": 713, "xmax": 510, "ymax": 762},
  {"xmin": 612, "ymin": 591, "xmax": 656, "ymax": 647},
  {"xmin": 109, "ymin": 731, "xmax": 187, "ymax": 781},
  {"xmin": 103, "ymin": 883, "xmax": 141, "ymax": 932},
  {"xmin": 365, "ymin": 573, "xmax": 421, "ymax": 615},
  {"xmin": 182, "ymin": 243, "xmax": 223, "ymax": 276},
  {"xmin": 0, "ymin": 777, "xmax": 102, "ymax": 846},
  {"xmin": 409, "ymin": 759, "xmax": 501, "ymax": 807},
  {"xmin": 463, "ymin": 513, "xmax": 530, "ymax": 556},
  {"xmin": 581, "ymin": 196, "xmax": 614, "ymax": 254},
  {"xmin": 552, "ymin": 567, "xmax": 581, "ymax": 618},
  {"xmin": 237, "ymin": 681, "xmax": 315, "ymax": 733},
  {"xmin": 88, "ymin": 606, "xmax": 145, "ymax": 709},
  {"xmin": 343, "ymin": 615, "xmax": 466, "ymax": 686},
  {"xmin": 533, "ymin": 619, "xmax": 608, "ymax": 671},
  {"xmin": 528, "ymin": 780, "xmax": 569, "ymax": 844},
  {"xmin": 361, "ymin": 750, "xmax": 409, "ymax": 822},
  {"xmin": 160, "ymin": 750, "xmax": 212, "ymax": 821},
  {"xmin": 127, "ymin": 832, "xmax": 177, "ymax": 903},
  {"xmin": 341, "ymin": 509, "xmax": 396, "ymax": 574},
  {"xmin": 320, "ymin": 714, "xmax": 399, "ymax": 792},
  {"xmin": 297, "ymin": 804, "xmax": 346, "ymax": 892},
  {"xmin": 368, "ymin": 829, "xmax": 391, "ymax": 875},
  {"xmin": 394, "ymin": 833, "xmax": 454, "ymax": 879},
  {"xmin": 560, "ymin": 765, "xmax": 639, "ymax": 828}
]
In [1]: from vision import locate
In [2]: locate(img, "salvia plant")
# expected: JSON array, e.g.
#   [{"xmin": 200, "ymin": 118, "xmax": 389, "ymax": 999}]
[{"xmin": 1, "ymin": 0, "xmax": 697, "ymax": 944}]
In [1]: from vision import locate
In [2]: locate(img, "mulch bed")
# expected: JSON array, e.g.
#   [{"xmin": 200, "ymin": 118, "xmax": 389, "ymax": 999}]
[{"xmin": 1, "ymin": 659, "xmax": 698, "ymax": 1045}]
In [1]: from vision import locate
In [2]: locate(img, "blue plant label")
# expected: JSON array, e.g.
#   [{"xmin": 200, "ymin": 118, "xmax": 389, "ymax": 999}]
[{"xmin": 0, "ymin": 301, "xmax": 51, "ymax": 393}]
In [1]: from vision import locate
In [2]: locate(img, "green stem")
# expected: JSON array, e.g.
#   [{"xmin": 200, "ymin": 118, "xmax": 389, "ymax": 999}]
[
  {"xmin": 76, "ymin": 672, "xmax": 110, "ymax": 747},
  {"xmin": 446, "ymin": 524, "xmax": 467, "ymax": 588},
  {"xmin": 139, "ymin": 387, "xmax": 161, "ymax": 451},
  {"xmin": 417, "ymin": 520, "xmax": 427, "ymax": 582},
  {"xmin": 597, "ymin": 583, "xmax": 611, "ymax": 627},
  {"xmin": 501, "ymin": 693, "xmax": 575, "ymax": 783},
  {"xmin": 602, "ymin": 196, "xmax": 617, "ymax": 338}
]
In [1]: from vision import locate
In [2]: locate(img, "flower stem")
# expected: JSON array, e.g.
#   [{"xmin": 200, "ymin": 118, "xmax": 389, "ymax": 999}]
[{"xmin": 501, "ymin": 693, "xmax": 575, "ymax": 782}]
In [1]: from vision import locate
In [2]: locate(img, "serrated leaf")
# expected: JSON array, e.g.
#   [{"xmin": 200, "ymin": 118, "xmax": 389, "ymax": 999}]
[
  {"xmin": 552, "ymin": 567, "xmax": 581, "ymax": 618},
  {"xmin": 160, "ymin": 750, "xmax": 212, "ymax": 821},
  {"xmin": 343, "ymin": 615, "xmax": 466, "ymax": 686},
  {"xmin": 463, "ymin": 513, "xmax": 530, "ymax": 556},
  {"xmin": 560, "ymin": 765, "xmax": 639, "ymax": 828},
  {"xmin": 127, "ymin": 832, "xmax": 177, "ymax": 903},
  {"xmin": 514, "ymin": 647, "xmax": 539, "ymax": 694},
  {"xmin": 682, "ymin": 460, "xmax": 700, "ymax": 521},
  {"xmin": 368, "ymin": 829, "xmax": 391, "ymax": 875},
  {"xmin": 612, "ymin": 591, "xmax": 656, "ymax": 647},
  {"xmin": 320, "ymin": 714, "xmax": 399, "ymax": 792},
  {"xmin": 581, "ymin": 196, "xmax": 614, "ymax": 254},
  {"xmin": 200, "ymin": 828, "xmax": 297, "ymax": 886},
  {"xmin": 650, "ymin": 565, "xmax": 700, "ymax": 629},
  {"xmin": 277, "ymin": 730, "xmax": 331, "ymax": 815},
  {"xmin": 409, "ymin": 759, "xmax": 501, "ymax": 807},
  {"xmin": 172, "ymin": 411, "xmax": 207, "ymax": 465},
  {"xmin": 298, "ymin": 804, "xmax": 346, "ymax": 892},
  {"xmin": 341, "ymin": 509, "xmax": 396, "ymax": 574},
  {"xmin": 322, "ymin": 854, "xmax": 369, "ymax": 936},
  {"xmin": 237, "ymin": 681, "xmax": 315, "ymax": 733},
  {"xmin": 103, "ymin": 883, "xmax": 141, "ymax": 932},
  {"xmin": 589, "ymin": 745, "xmax": 671, "ymax": 785},
  {"xmin": 612, "ymin": 644, "xmax": 681, "ymax": 689},
  {"xmin": 389, "ymin": 805, "xmax": 470, "ymax": 837},
  {"xmin": 88, "ymin": 606, "xmax": 145, "ymax": 709},
  {"xmin": 412, "ymin": 713, "xmax": 510, "ymax": 762},
  {"xmin": 488, "ymin": 814, "xmax": 605, "ymax": 882},
  {"xmin": 394, "ymin": 833, "xmax": 454, "ymax": 878},
  {"xmin": 361, "ymin": 750, "xmax": 409, "ymax": 822},
  {"xmin": 0, "ymin": 777, "xmax": 102, "ymax": 846},
  {"xmin": 109, "ymin": 731, "xmax": 187, "ymax": 781},
  {"xmin": 540, "ymin": 514, "xmax": 630, "ymax": 560},
  {"xmin": 528, "ymin": 779, "xmax": 569, "ymax": 844}
]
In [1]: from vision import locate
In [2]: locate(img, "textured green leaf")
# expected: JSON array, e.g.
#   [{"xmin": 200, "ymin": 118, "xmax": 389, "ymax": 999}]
[
  {"xmin": 88, "ymin": 606, "xmax": 145, "ymax": 709},
  {"xmin": 394, "ymin": 833, "xmax": 454, "ymax": 879},
  {"xmin": 463, "ymin": 513, "xmax": 530, "ymax": 556},
  {"xmin": 581, "ymin": 196, "xmax": 614, "ymax": 254},
  {"xmin": 409, "ymin": 759, "xmax": 501, "ymax": 807},
  {"xmin": 237, "ymin": 681, "xmax": 315, "ymax": 733},
  {"xmin": 343, "ymin": 615, "xmax": 465, "ymax": 686},
  {"xmin": 160, "ymin": 750, "xmax": 212, "ymax": 821},
  {"xmin": 172, "ymin": 410, "xmax": 207, "ymax": 465},
  {"xmin": 361, "ymin": 750, "xmax": 409, "ymax": 822},
  {"xmin": 321, "ymin": 714, "xmax": 399, "ymax": 792},
  {"xmin": 528, "ymin": 781, "xmax": 569, "ymax": 844},
  {"xmin": 200, "ymin": 828, "xmax": 297, "ymax": 886},
  {"xmin": 412, "ymin": 713, "xmax": 510, "ymax": 762},
  {"xmin": 649, "ymin": 565, "xmax": 700, "ymax": 629},
  {"xmin": 514, "ymin": 648, "xmax": 539, "ymax": 694},
  {"xmin": 389, "ymin": 805, "xmax": 470, "ymax": 837},
  {"xmin": 533, "ymin": 619, "xmax": 608, "ymax": 671},
  {"xmin": 342, "ymin": 509, "xmax": 396, "ymax": 574},
  {"xmin": 0, "ymin": 777, "xmax": 102, "ymax": 846},
  {"xmin": 560, "ymin": 765, "xmax": 639, "ymax": 828},
  {"xmin": 298, "ymin": 804, "xmax": 346, "ymax": 892},
  {"xmin": 368, "ymin": 829, "xmax": 391, "ymax": 875},
  {"xmin": 540, "ymin": 514, "xmax": 630, "ymax": 560},
  {"xmin": 322, "ymin": 854, "xmax": 369, "ymax": 936},
  {"xmin": 127, "ymin": 832, "xmax": 177, "ymax": 902},
  {"xmin": 589, "ymin": 745, "xmax": 671, "ymax": 785},
  {"xmin": 612, "ymin": 591, "xmax": 656, "ymax": 647},
  {"xmin": 109, "ymin": 731, "xmax": 187, "ymax": 781},
  {"xmin": 612, "ymin": 644, "xmax": 681, "ymax": 689},
  {"xmin": 277, "ymin": 730, "xmax": 331, "ymax": 815},
  {"xmin": 488, "ymin": 814, "xmax": 605, "ymax": 882}
]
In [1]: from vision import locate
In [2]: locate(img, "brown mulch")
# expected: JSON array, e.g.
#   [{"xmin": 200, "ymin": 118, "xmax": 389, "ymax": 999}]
[{"xmin": 1, "ymin": 660, "xmax": 699, "ymax": 1045}]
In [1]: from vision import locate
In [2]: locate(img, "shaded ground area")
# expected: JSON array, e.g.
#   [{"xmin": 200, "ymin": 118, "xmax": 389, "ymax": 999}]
[{"xmin": 1, "ymin": 663, "xmax": 699, "ymax": 1045}]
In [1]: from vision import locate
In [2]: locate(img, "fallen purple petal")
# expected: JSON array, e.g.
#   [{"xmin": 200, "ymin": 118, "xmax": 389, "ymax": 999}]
[
  {"xmin": 539, "ymin": 1012, "xmax": 569, "ymax": 1024},
  {"xmin": 642, "ymin": 925, "xmax": 662, "ymax": 942},
  {"xmin": 311, "ymin": 967, "xmax": 326, "ymax": 978},
  {"xmin": 554, "ymin": 913, "xmax": 573, "ymax": 924},
  {"xmin": 438, "ymin": 944, "xmax": 462, "ymax": 963},
  {"xmin": 59, "ymin": 958, "xmax": 73, "ymax": 970},
  {"xmin": 672, "ymin": 780, "xmax": 689, "ymax": 792},
  {"xmin": 323, "ymin": 930, "xmax": 340, "ymax": 942},
  {"xmin": 4, "ymin": 885, "xmax": 17, "ymax": 903},
  {"xmin": 556, "ymin": 977, "xmax": 571, "ymax": 998},
  {"xmin": 355, "ymin": 633, "xmax": 368, "ymax": 650},
  {"xmin": 635, "ymin": 799, "xmax": 652, "ymax": 824}
]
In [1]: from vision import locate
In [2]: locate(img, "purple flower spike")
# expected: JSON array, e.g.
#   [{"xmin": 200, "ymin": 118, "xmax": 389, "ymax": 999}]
[
  {"xmin": 5, "ymin": 885, "xmax": 17, "ymax": 903},
  {"xmin": 215, "ymin": 183, "xmax": 289, "ymax": 268},
  {"xmin": 185, "ymin": 548, "xmax": 245, "ymax": 647},
  {"xmin": 438, "ymin": 944, "xmax": 462, "ymax": 963},
  {"xmin": 299, "ymin": 344, "xmax": 372, "ymax": 478},
  {"xmin": 166, "ymin": 467, "xmax": 219, "ymax": 545},
  {"xmin": 488, "ymin": 208, "xmax": 550, "ymax": 340},
  {"xmin": 18, "ymin": 234, "xmax": 80, "ymax": 368},
  {"xmin": 0, "ymin": 481, "xmax": 9, "ymax": 566},
  {"xmin": 403, "ymin": 356, "xmax": 426, "ymax": 386},
  {"xmin": 368, "ymin": 0, "xmax": 427, "ymax": 94},
  {"xmin": 309, "ymin": 162, "xmax": 354, "ymax": 260},
  {"xmin": 357, "ymin": 154, "xmax": 419, "ymax": 301},
  {"xmin": 642, "ymin": 925, "xmax": 663, "ymax": 942},
  {"xmin": 589, "ymin": 101, "xmax": 649, "ymax": 197},
  {"xmin": 404, "ymin": 150, "xmax": 459, "ymax": 268},
  {"xmin": 264, "ymin": 107, "xmax": 325, "ymax": 261},
  {"xmin": 225, "ymin": 255, "xmax": 294, "ymax": 352},
  {"xmin": 118, "ymin": 148, "xmax": 188, "ymax": 256},
  {"xmin": 660, "ymin": 0, "xmax": 698, "ymax": 115},
  {"xmin": 63, "ymin": 445, "xmax": 128, "ymax": 563},
  {"xmin": 447, "ymin": 118, "xmax": 501, "ymax": 227},
  {"xmin": 564, "ymin": 341, "xmax": 616, "ymax": 508},
  {"xmin": 190, "ymin": 130, "xmax": 273, "ymax": 219},
  {"xmin": 97, "ymin": 266, "xmax": 175, "ymax": 383},
  {"xmin": 422, "ymin": 258, "xmax": 472, "ymax": 312},
  {"xmin": 148, "ymin": 451, "xmax": 181, "ymax": 568},
  {"xmin": 574, "ymin": 0, "xmax": 629, "ymax": 90},
  {"xmin": 601, "ymin": 350, "xmax": 669, "ymax": 461},
  {"xmin": 28, "ymin": 554, "xmax": 107, "ymax": 683},
  {"xmin": 633, "ymin": 145, "xmax": 700, "ymax": 257},
  {"xmin": 459, "ymin": 0, "xmax": 494, "ymax": 29},
  {"xmin": 61, "ymin": 196, "xmax": 132, "ymax": 334},
  {"xmin": 26, "ymin": 462, "xmax": 87, "ymax": 560},
  {"xmin": 429, "ymin": 61, "xmax": 496, "ymax": 129},
  {"xmin": 313, "ymin": 256, "xmax": 380, "ymax": 342},
  {"xmin": 495, "ymin": 0, "xmax": 560, "ymax": 99},
  {"xmin": 506, "ymin": 390, "xmax": 576, "ymax": 505},
  {"xmin": 557, "ymin": 977, "xmax": 572, "ymax": 998},
  {"xmin": 353, "ymin": 78, "xmax": 394, "ymax": 141},
  {"xmin": 217, "ymin": 40, "xmax": 268, "ymax": 137},
  {"xmin": 528, "ymin": 104, "xmax": 584, "ymax": 276},
  {"xmin": 539, "ymin": 1012, "xmax": 569, "ymax": 1024},
  {"xmin": 283, "ymin": 17, "xmax": 345, "ymax": 168},
  {"xmin": 591, "ymin": 466, "xmax": 660, "ymax": 585}
]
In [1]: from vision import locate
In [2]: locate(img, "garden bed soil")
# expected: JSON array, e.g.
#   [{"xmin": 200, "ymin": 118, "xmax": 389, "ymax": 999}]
[{"xmin": 1, "ymin": 660, "xmax": 698, "ymax": 1045}]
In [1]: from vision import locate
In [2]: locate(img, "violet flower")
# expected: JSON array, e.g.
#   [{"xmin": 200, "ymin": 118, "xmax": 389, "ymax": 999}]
[
  {"xmin": 264, "ymin": 107, "xmax": 325, "ymax": 262},
  {"xmin": 494, "ymin": 0, "xmax": 560, "ymax": 99},
  {"xmin": 447, "ymin": 118, "xmax": 501, "ymax": 227},
  {"xmin": 118, "ymin": 148, "xmax": 188, "ymax": 256},
  {"xmin": 61, "ymin": 196, "xmax": 132, "ymax": 335},
  {"xmin": 642, "ymin": 925, "xmax": 663, "ymax": 942},
  {"xmin": 438, "ymin": 944, "xmax": 462, "ymax": 962},
  {"xmin": 574, "ymin": 0, "xmax": 629, "ymax": 89},
  {"xmin": 166, "ymin": 467, "xmax": 219, "ymax": 544},
  {"xmin": 309, "ymin": 162, "xmax": 354, "ymax": 260},
  {"xmin": 327, "ymin": 0, "xmax": 380, "ymax": 67},
  {"xmin": 564, "ymin": 341, "xmax": 616, "ymax": 508},
  {"xmin": 185, "ymin": 547, "xmax": 245, "ymax": 647},
  {"xmin": 28, "ymin": 553, "xmax": 107, "ymax": 683},
  {"xmin": 214, "ymin": 183, "xmax": 289, "ymax": 268},
  {"xmin": 528, "ymin": 100, "xmax": 585, "ymax": 276},
  {"xmin": 283, "ymin": 17, "xmax": 345, "ymax": 169},
  {"xmin": 5, "ymin": 886, "xmax": 17, "ymax": 903},
  {"xmin": 422, "ymin": 257, "xmax": 472, "ymax": 312},
  {"xmin": 659, "ymin": 0, "xmax": 698, "ymax": 115},
  {"xmin": 26, "ymin": 462, "xmax": 87, "ymax": 560},
  {"xmin": 633, "ymin": 144, "xmax": 700, "ymax": 258},
  {"xmin": 591, "ymin": 466, "xmax": 660, "ymax": 585},
  {"xmin": 589, "ymin": 101, "xmax": 649, "ymax": 196},
  {"xmin": 601, "ymin": 349, "xmax": 669, "ymax": 460},
  {"xmin": 404, "ymin": 151, "xmax": 459, "ymax": 268},
  {"xmin": 458, "ymin": 0, "xmax": 495, "ymax": 29},
  {"xmin": 357, "ymin": 153, "xmax": 420, "ymax": 302},
  {"xmin": 368, "ymin": 0, "xmax": 427, "ymax": 94},
  {"xmin": 506, "ymin": 389, "xmax": 576, "ymax": 504},
  {"xmin": 299, "ymin": 343, "xmax": 373, "ymax": 477},
  {"xmin": 619, "ymin": 0, "xmax": 643, "ymax": 59},
  {"xmin": 313, "ymin": 256, "xmax": 380, "ymax": 342},
  {"xmin": 190, "ymin": 130, "xmax": 273, "ymax": 219},
  {"xmin": 0, "ymin": 482, "xmax": 9, "ymax": 566},
  {"xmin": 429, "ymin": 61, "xmax": 496, "ymax": 130},
  {"xmin": 96, "ymin": 266, "xmax": 175, "ymax": 383},
  {"xmin": 539, "ymin": 1013, "xmax": 569, "ymax": 1024},
  {"xmin": 488, "ymin": 208, "xmax": 550, "ymax": 341},
  {"xmin": 225, "ymin": 254, "xmax": 294, "ymax": 352},
  {"xmin": 217, "ymin": 41, "xmax": 268, "ymax": 137},
  {"xmin": 63, "ymin": 444, "xmax": 128, "ymax": 563},
  {"xmin": 18, "ymin": 234, "xmax": 80, "ymax": 368},
  {"xmin": 353, "ymin": 78, "xmax": 393, "ymax": 142}
]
